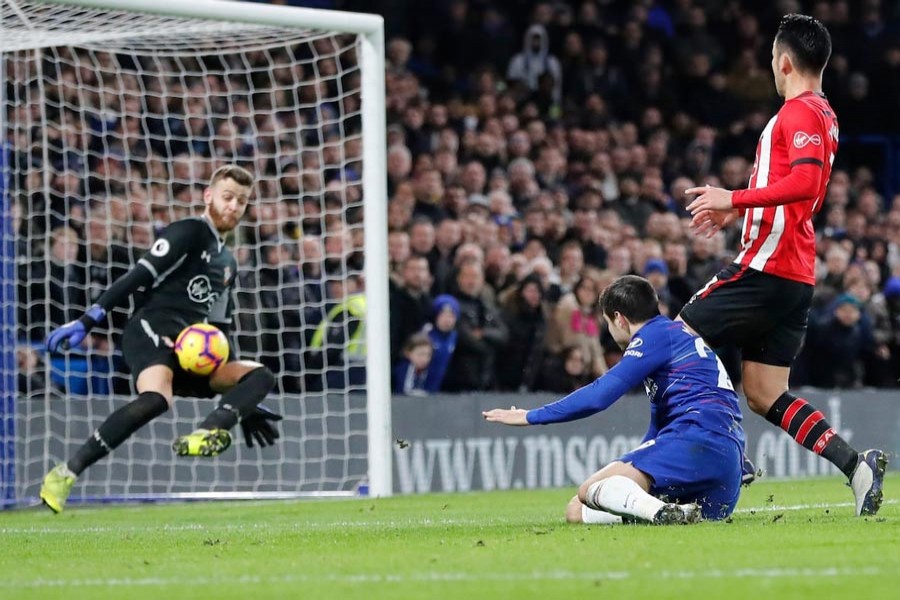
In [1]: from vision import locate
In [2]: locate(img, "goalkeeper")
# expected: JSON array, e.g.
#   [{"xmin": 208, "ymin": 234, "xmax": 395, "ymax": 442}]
[
  {"xmin": 484, "ymin": 276, "xmax": 745, "ymax": 524},
  {"xmin": 40, "ymin": 165, "xmax": 282, "ymax": 513}
]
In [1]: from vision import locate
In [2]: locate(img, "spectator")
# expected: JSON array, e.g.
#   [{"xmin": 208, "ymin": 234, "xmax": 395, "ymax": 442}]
[
  {"xmin": 535, "ymin": 343, "xmax": 593, "ymax": 394},
  {"xmin": 392, "ymin": 333, "xmax": 433, "ymax": 396},
  {"xmin": 545, "ymin": 274, "xmax": 607, "ymax": 378},
  {"xmin": 643, "ymin": 258, "xmax": 675, "ymax": 316},
  {"xmin": 19, "ymin": 226, "xmax": 85, "ymax": 342},
  {"xmin": 408, "ymin": 217, "xmax": 438, "ymax": 272},
  {"xmin": 606, "ymin": 245, "xmax": 634, "ymax": 277},
  {"xmin": 483, "ymin": 244, "xmax": 515, "ymax": 297},
  {"xmin": 808, "ymin": 294, "xmax": 875, "ymax": 388},
  {"xmin": 388, "ymin": 229, "xmax": 411, "ymax": 280},
  {"xmin": 257, "ymin": 239, "xmax": 304, "ymax": 392},
  {"xmin": 309, "ymin": 275, "xmax": 367, "ymax": 390},
  {"xmin": 387, "ymin": 144, "xmax": 412, "ymax": 197},
  {"xmin": 497, "ymin": 274, "xmax": 547, "ymax": 391},
  {"xmin": 662, "ymin": 241, "xmax": 695, "ymax": 312},
  {"xmin": 388, "ymin": 255, "xmax": 433, "ymax": 364},
  {"xmin": 814, "ymin": 245, "xmax": 851, "ymax": 314},
  {"xmin": 442, "ymin": 258, "xmax": 509, "ymax": 391},
  {"xmin": 687, "ymin": 235, "xmax": 722, "ymax": 287},
  {"xmin": 17, "ymin": 345, "xmax": 45, "ymax": 396},
  {"xmin": 554, "ymin": 240, "xmax": 584, "ymax": 300},
  {"xmin": 422, "ymin": 294, "xmax": 459, "ymax": 393},
  {"xmin": 506, "ymin": 24, "xmax": 562, "ymax": 108}
]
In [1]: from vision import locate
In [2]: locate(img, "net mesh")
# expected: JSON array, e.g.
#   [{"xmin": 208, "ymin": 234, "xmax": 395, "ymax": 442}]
[{"xmin": 2, "ymin": 0, "xmax": 371, "ymax": 500}]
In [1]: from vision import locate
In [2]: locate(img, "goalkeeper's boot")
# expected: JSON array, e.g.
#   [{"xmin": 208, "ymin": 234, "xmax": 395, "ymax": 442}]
[
  {"xmin": 652, "ymin": 502, "xmax": 702, "ymax": 525},
  {"xmin": 172, "ymin": 428, "xmax": 232, "ymax": 457},
  {"xmin": 850, "ymin": 449, "xmax": 888, "ymax": 516},
  {"xmin": 39, "ymin": 463, "xmax": 77, "ymax": 514}
]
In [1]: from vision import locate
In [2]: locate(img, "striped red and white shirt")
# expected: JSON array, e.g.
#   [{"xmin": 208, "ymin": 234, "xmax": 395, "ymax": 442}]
[{"xmin": 731, "ymin": 91, "xmax": 838, "ymax": 285}]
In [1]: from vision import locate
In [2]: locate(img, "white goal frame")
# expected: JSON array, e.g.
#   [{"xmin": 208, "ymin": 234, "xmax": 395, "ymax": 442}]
[{"xmin": 0, "ymin": 0, "xmax": 392, "ymax": 501}]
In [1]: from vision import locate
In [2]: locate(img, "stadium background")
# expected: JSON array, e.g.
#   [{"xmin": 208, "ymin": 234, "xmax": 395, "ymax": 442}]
[{"xmin": 10, "ymin": 1, "xmax": 900, "ymax": 404}]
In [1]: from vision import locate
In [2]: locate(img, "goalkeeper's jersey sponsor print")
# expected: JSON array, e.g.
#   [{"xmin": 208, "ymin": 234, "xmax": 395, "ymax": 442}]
[{"xmin": 133, "ymin": 216, "xmax": 236, "ymax": 327}]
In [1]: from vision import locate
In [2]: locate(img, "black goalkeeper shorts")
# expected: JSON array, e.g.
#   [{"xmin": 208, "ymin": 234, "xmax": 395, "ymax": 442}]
[
  {"xmin": 120, "ymin": 311, "xmax": 236, "ymax": 398},
  {"xmin": 678, "ymin": 263, "xmax": 814, "ymax": 367}
]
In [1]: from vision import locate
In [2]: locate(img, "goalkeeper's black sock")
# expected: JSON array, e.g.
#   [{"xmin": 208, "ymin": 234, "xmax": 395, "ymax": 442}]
[
  {"xmin": 765, "ymin": 391, "xmax": 859, "ymax": 478},
  {"xmin": 200, "ymin": 367, "xmax": 275, "ymax": 430},
  {"xmin": 67, "ymin": 391, "xmax": 169, "ymax": 476}
]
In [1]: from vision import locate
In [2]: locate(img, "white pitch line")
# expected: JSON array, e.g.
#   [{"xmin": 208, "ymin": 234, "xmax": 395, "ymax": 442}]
[
  {"xmin": 0, "ymin": 517, "xmax": 500, "ymax": 535},
  {"xmin": 735, "ymin": 498, "xmax": 897, "ymax": 514},
  {"xmin": 0, "ymin": 498, "xmax": 894, "ymax": 536},
  {"xmin": 0, "ymin": 567, "xmax": 886, "ymax": 589}
]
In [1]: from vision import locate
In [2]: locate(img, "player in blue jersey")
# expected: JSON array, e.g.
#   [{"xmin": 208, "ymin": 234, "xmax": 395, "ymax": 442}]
[{"xmin": 484, "ymin": 275, "xmax": 745, "ymax": 524}]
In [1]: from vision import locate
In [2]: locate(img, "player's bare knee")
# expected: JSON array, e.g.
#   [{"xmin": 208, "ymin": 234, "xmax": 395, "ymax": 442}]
[
  {"xmin": 742, "ymin": 362, "xmax": 789, "ymax": 415},
  {"xmin": 577, "ymin": 479, "xmax": 597, "ymax": 503},
  {"xmin": 744, "ymin": 394, "xmax": 771, "ymax": 415},
  {"xmin": 743, "ymin": 383, "xmax": 782, "ymax": 415},
  {"xmin": 565, "ymin": 496, "xmax": 583, "ymax": 523}
]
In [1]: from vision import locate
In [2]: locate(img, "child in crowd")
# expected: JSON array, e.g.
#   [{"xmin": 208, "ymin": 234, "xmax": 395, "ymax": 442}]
[
  {"xmin": 422, "ymin": 294, "xmax": 459, "ymax": 392},
  {"xmin": 392, "ymin": 333, "xmax": 434, "ymax": 396}
]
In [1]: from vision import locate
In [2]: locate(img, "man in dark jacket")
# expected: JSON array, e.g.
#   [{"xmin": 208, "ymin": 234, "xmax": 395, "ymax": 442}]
[{"xmin": 442, "ymin": 258, "xmax": 509, "ymax": 391}]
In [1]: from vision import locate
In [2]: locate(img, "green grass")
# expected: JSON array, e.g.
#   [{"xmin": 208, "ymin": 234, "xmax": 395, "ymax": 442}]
[{"xmin": 1, "ymin": 475, "xmax": 898, "ymax": 599}]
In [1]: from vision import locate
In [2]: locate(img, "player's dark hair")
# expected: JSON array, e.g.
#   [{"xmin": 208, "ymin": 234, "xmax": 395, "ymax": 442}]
[
  {"xmin": 775, "ymin": 14, "xmax": 832, "ymax": 74},
  {"xmin": 209, "ymin": 164, "xmax": 254, "ymax": 188},
  {"xmin": 599, "ymin": 275, "xmax": 660, "ymax": 323}
]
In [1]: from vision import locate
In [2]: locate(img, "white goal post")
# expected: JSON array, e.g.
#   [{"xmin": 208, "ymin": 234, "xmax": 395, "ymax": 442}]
[{"xmin": 0, "ymin": 0, "xmax": 391, "ymax": 505}]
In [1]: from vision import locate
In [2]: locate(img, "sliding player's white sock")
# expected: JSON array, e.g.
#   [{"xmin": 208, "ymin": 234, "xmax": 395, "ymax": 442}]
[
  {"xmin": 581, "ymin": 505, "xmax": 624, "ymax": 525},
  {"xmin": 585, "ymin": 475, "xmax": 665, "ymax": 522}
]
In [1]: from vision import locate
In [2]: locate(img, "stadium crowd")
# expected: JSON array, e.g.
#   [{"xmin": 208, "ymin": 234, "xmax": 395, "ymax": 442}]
[{"xmin": 10, "ymin": 0, "xmax": 900, "ymax": 396}]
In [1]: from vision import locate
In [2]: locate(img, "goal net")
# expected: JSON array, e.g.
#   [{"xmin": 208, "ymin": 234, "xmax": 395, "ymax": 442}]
[{"xmin": 0, "ymin": 0, "xmax": 391, "ymax": 505}]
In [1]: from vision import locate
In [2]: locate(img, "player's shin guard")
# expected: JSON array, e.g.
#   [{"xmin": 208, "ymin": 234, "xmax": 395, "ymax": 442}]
[
  {"xmin": 764, "ymin": 391, "xmax": 859, "ymax": 478},
  {"xmin": 200, "ymin": 367, "xmax": 276, "ymax": 430},
  {"xmin": 67, "ymin": 391, "xmax": 169, "ymax": 475}
]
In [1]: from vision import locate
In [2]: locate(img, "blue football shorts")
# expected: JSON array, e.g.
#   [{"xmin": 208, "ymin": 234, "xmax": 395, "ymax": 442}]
[{"xmin": 618, "ymin": 422, "xmax": 743, "ymax": 520}]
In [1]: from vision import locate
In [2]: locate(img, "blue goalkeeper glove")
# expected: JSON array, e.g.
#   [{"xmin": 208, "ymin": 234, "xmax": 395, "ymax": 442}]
[
  {"xmin": 45, "ymin": 304, "xmax": 106, "ymax": 352},
  {"xmin": 240, "ymin": 405, "xmax": 283, "ymax": 448}
]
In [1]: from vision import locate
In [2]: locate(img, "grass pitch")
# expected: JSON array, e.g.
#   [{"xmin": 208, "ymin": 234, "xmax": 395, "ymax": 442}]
[{"xmin": 1, "ymin": 475, "xmax": 897, "ymax": 599}]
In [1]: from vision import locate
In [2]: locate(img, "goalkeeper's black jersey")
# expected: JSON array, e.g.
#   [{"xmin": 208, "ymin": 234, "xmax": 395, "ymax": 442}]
[{"xmin": 132, "ymin": 216, "xmax": 237, "ymax": 328}]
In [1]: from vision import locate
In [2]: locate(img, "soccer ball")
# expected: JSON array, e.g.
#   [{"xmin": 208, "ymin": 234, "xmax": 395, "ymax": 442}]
[{"xmin": 174, "ymin": 323, "xmax": 229, "ymax": 375}]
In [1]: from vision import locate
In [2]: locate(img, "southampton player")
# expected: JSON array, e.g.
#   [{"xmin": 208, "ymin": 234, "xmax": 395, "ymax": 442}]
[
  {"xmin": 484, "ymin": 276, "xmax": 744, "ymax": 525},
  {"xmin": 40, "ymin": 165, "xmax": 281, "ymax": 513},
  {"xmin": 681, "ymin": 14, "xmax": 886, "ymax": 516}
]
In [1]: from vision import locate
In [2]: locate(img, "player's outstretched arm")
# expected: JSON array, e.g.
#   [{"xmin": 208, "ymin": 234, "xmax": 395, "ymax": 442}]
[
  {"xmin": 482, "ymin": 406, "xmax": 529, "ymax": 425},
  {"xmin": 46, "ymin": 220, "xmax": 204, "ymax": 353},
  {"xmin": 45, "ymin": 264, "xmax": 155, "ymax": 352},
  {"xmin": 487, "ymin": 329, "xmax": 668, "ymax": 427},
  {"xmin": 45, "ymin": 304, "xmax": 107, "ymax": 352}
]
